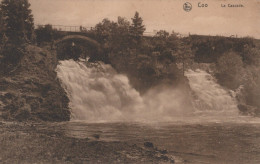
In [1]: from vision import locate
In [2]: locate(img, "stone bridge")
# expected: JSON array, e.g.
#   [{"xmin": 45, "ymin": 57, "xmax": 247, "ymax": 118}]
[{"xmin": 55, "ymin": 35, "xmax": 105, "ymax": 61}]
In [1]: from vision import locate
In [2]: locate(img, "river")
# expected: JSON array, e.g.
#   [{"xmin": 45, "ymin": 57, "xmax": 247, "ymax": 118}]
[
  {"xmin": 6, "ymin": 121, "xmax": 257, "ymax": 164},
  {"xmin": 53, "ymin": 59, "xmax": 260, "ymax": 163}
]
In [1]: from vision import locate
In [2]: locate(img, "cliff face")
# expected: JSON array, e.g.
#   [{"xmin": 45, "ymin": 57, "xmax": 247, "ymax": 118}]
[{"xmin": 0, "ymin": 45, "xmax": 70, "ymax": 121}]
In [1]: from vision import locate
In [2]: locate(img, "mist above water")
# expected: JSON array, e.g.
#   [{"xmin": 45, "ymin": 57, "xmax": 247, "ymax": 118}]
[{"xmin": 56, "ymin": 60, "xmax": 251, "ymax": 123}]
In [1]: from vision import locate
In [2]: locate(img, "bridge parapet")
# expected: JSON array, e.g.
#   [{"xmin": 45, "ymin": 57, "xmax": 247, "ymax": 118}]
[
  {"xmin": 36, "ymin": 24, "xmax": 155, "ymax": 36},
  {"xmin": 36, "ymin": 24, "xmax": 92, "ymax": 32}
]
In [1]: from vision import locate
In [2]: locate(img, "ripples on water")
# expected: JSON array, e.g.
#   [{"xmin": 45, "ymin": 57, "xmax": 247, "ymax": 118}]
[{"xmin": 32, "ymin": 121, "xmax": 260, "ymax": 164}]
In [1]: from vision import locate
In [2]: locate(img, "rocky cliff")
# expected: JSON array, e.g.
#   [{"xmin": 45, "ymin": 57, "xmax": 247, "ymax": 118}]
[{"xmin": 0, "ymin": 45, "xmax": 70, "ymax": 121}]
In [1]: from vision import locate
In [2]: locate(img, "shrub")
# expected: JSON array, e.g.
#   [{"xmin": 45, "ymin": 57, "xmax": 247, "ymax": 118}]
[
  {"xmin": 215, "ymin": 51, "xmax": 244, "ymax": 89},
  {"xmin": 243, "ymin": 66, "xmax": 260, "ymax": 109},
  {"xmin": 242, "ymin": 47, "xmax": 260, "ymax": 66},
  {"xmin": 1, "ymin": 44, "xmax": 24, "ymax": 63},
  {"xmin": 0, "ymin": 44, "xmax": 24, "ymax": 74}
]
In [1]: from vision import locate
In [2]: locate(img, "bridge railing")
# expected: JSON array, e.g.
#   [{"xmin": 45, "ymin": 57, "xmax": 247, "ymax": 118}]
[
  {"xmin": 36, "ymin": 24, "xmax": 92, "ymax": 32},
  {"xmin": 36, "ymin": 24, "xmax": 156, "ymax": 36}
]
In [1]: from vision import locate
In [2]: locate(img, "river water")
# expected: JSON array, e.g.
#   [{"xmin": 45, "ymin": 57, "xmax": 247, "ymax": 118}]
[
  {"xmin": 55, "ymin": 60, "xmax": 260, "ymax": 163},
  {"xmin": 34, "ymin": 121, "xmax": 259, "ymax": 164}
]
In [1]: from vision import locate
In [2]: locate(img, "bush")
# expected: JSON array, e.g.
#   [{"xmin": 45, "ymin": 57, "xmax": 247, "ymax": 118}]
[
  {"xmin": 215, "ymin": 51, "xmax": 244, "ymax": 89},
  {"xmin": 215, "ymin": 50, "xmax": 260, "ymax": 113},
  {"xmin": 1, "ymin": 44, "xmax": 24, "ymax": 63},
  {"xmin": 0, "ymin": 44, "xmax": 24, "ymax": 74},
  {"xmin": 242, "ymin": 47, "xmax": 260, "ymax": 66},
  {"xmin": 243, "ymin": 66, "xmax": 260, "ymax": 109}
]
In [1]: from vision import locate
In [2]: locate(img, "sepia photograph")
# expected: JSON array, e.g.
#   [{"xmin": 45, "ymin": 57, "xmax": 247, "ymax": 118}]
[{"xmin": 0, "ymin": 0, "xmax": 259, "ymax": 163}]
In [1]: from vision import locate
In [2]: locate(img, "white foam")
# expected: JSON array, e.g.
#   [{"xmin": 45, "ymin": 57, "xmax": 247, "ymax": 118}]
[{"xmin": 56, "ymin": 60, "xmax": 259, "ymax": 123}]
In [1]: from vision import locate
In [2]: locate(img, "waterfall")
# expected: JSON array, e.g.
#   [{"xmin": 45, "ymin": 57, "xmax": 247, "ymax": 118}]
[
  {"xmin": 56, "ymin": 60, "xmax": 242, "ymax": 123},
  {"xmin": 56, "ymin": 60, "xmax": 193, "ymax": 122},
  {"xmin": 185, "ymin": 69, "xmax": 239, "ymax": 116}
]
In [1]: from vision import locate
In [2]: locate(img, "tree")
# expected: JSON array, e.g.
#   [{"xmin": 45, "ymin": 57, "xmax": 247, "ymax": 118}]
[
  {"xmin": 94, "ymin": 18, "xmax": 117, "ymax": 45},
  {"xmin": 216, "ymin": 51, "xmax": 245, "ymax": 89},
  {"xmin": 112, "ymin": 17, "xmax": 131, "ymax": 50},
  {"xmin": 155, "ymin": 30, "xmax": 169, "ymax": 39},
  {"xmin": 35, "ymin": 24, "xmax": 57, "ymax": 45},
  {"xmin": 152, "ymin": 31, "xmax": 180, "ymax": 62},
  {"xmin": 242, "ymin": 47, "xmax": 260, "ymax": 66},
  {"xmin": 0, "ymin": 0, "xmax": 35, "ymax": 44},
  {"xmin": 130, "ymin": 12, "xmax": 146, "ymax": 43}
]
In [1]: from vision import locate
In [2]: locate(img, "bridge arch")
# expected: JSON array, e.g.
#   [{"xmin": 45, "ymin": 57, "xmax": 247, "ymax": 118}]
[{"xmin": 55, "ymin": 35, "xmax": 105, "ymax": 61}]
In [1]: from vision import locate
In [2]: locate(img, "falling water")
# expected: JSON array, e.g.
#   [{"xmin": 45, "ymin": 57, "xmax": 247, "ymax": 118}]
[
  {"xmin": 56, "ymin": 60, "xmax": 247, "ymax": 123},
  {"xmin": 56, "ymin": 60, "xmax": 193, "ymax": 122},
  {"xmin": 185, "ymin": 69, "xmax": 239, "ymax": 116}
]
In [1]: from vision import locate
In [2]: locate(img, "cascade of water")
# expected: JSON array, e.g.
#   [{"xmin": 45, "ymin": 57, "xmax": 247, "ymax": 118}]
[
  {"xmin": 56, "ymin": 60, "xmax": 193, "ymax": 122},
  {"xmin": 56, "ymin": 60, "xmax": 245, "ymax": 123},
  {"xmin": 185, "ymin": 69, "xmax": 239, "ymax": 116}
]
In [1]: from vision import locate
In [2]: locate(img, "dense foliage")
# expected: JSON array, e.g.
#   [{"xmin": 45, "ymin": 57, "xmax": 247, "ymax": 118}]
[
  {"xmin": 35, "ymin": 24, "xmax": 61, "ymax": 45},
  {"xmin": 213, "ymin": 42, "xmax": 260, "ymax": 114},
  {"xmin": 0, "ymin": 0, "xmax": 35, "ymax": 73},
  {"xmin": 216, "ymin": 52, "xmax": 244, "ymax": 89},
  {"xmin": 188, "ymin": 34, "xmax": 260, "ymax": 114},
  {"xmin": 190, "ymin": 35, "xmax": 255, "ymax": 63},
  {"xmin": 86, "ymin": 12, "xmax": 185, "ymax": 92},
  {"xmin": 0, "ymin": 0, "xmax": 35, "ymax": 44}
]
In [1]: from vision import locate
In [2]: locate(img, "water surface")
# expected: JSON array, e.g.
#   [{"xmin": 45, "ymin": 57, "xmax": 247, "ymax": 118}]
[{"xmin": 38, "ymin": 121, "xmax": 260, "ymax": 164}]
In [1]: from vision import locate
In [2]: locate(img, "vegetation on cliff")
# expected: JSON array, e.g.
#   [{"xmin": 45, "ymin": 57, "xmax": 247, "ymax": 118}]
[
  {"xmin": 0, "ymin": 0, "xmax": 35, "ymax": 70},
  {"xmin": 215, "ymin": 48, "xmax": 260, "ymax": 116},
  {"xmin": 83, "ymin": 12, "xmax": 187, "ymax": 93},
  {"xmin": 190, "ymin": 35, "xmax": 260, "ymax": 116},
  {"xmin": 0, "ymin": 0, "xmax": 70, "ymax": 121},
  {"xmin": 0, "ymin": 45, "xmax": 70, "ymax": 121}
]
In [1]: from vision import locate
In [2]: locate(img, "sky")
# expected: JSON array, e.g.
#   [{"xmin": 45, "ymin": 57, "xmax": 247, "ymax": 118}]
[{"xmin": 29, "ymin": 0, "xmax": 260, "ymax": 38}]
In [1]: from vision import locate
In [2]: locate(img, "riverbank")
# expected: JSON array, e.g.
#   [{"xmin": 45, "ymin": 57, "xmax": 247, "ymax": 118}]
[
  {"xmin": 0, "ymin": 121, "xmax": 175, "ymax": 163},
  {"xmin": 1, "ymin": 120, "xmax": 260, "ymax": 164}
]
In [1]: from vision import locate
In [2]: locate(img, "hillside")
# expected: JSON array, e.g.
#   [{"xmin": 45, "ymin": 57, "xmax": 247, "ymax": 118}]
[{"xmin": 0, "ymin": 45, "xmax": 70, "ymax": 121}]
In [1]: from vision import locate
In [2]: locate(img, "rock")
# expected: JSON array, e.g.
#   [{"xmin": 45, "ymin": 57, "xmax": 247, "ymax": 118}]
[
  {"xmin": 160, "ymin": 149, "xmax": 168, "ymax": 154},
  {"xmin": 4, "ymin": 93, "xmax": 14, "ymax": 99},
  {"xmin": 238, "ymin": 104, "xmax": 257, "ymax": 116},
  {"xmin": 0, "ymin": 45, "xmax": 70, "ymax": 122},
  {"xmin": 144, "ymin": 142, "xmax": 154, "ymax": 148},
  {"xmin": 15, "ymin": 110, "xmax": 31, "ymax": 121},
  {"xmin": 92, "ymin": 134, "xmax": 100, "ymax": 139},
  {"xmin": 159, "ymin": 155, "xmax": 169, "ymax": 161}
]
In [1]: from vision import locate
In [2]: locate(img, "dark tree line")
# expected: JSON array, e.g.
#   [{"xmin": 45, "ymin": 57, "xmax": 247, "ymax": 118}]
[
  {"xmin": 0, "ymin": 0, "xmax": 35, "ymax": 73},
  {"xmin": 84, "ymin": 12, "xmax": 184, "ymax": 92},
  {"xmin": 190, "ymin": 35, "xmax": 255, "ymax": 63},
  {"xmin": 0, "ymin": 0, "xmax": 34, "ymax": 45}
]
